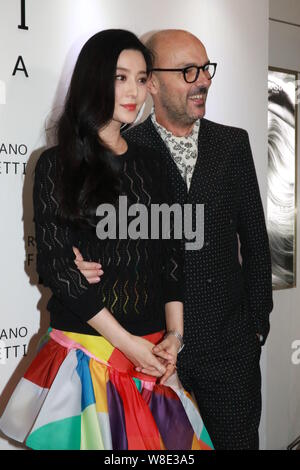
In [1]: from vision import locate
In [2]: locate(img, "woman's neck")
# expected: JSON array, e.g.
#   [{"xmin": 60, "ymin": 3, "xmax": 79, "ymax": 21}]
[{"xmin": 98, "ymin": 121, "xmax": 127, "ymax": 155}]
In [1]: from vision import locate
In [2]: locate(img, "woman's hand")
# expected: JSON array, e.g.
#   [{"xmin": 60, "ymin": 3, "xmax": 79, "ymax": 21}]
[
  {"xmin": 136, "ymin": 335, "xmax": 180, "ymax": 384},
  {"xmin": 153, "ymin": 335, "xmax": 180, "ymax": 385},
  {"xmin": 121, "ymin": 335, "xmax": 174, "ymax": 378},
  {"xmin": 73, "ymin": 247, "xmax": 103, "ymax": 284},
  {"xmin": 153, "ymin": 335, "xmax": 180, "ymax": 361}
]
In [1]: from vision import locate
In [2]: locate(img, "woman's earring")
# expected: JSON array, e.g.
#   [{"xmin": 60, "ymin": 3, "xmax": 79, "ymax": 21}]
[{"xmin": 134, "ymin": 102, "xmax": 146, "ymax": 125}]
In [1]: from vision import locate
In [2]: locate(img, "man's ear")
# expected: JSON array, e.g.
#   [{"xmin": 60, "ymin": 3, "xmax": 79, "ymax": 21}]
[{"xmin": 147, "ymin": 73, "xmax": 159, "ymax": 95}]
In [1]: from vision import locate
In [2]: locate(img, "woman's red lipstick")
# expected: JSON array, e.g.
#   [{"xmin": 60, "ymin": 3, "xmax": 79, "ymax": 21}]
[{"xmin": 121, "ymin": 104, "xmax": 137, "ymax": 111}]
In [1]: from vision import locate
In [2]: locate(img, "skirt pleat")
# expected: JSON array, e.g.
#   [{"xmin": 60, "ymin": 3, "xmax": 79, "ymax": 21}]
[{"xmin": 0, "ymin": 327, "xmax": 214, "ymax": 450}]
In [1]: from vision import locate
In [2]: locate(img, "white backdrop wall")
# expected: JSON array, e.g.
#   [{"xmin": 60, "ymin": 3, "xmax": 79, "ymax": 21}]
[{"xmin": 0, "ymin": 0, "xmax": 270, "ymax": 449}]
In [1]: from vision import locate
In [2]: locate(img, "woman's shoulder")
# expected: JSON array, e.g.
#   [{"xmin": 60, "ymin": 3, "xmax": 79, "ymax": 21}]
[
  {"xmin": 35, "ymin": 145, "xmax": 58, "ymax": 175},
  {"xmin": 127, "ymin": 140, "xmax": 163, "ymax": 172},
  {"xmin": 127, "ymin": 140, "xmax": 157, "ymax": 158}
]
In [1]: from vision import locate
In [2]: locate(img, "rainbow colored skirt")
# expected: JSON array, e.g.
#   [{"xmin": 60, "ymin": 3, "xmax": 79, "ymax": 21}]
[{"xmin": 0, "ymin": 327, "xmax": 214, "ymax": 450}]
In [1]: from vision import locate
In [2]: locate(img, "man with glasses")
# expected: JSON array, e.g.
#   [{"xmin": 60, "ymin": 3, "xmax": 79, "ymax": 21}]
[{"xmin": 73, "ymin": 29, "xmax": 273, "ymax": 449}]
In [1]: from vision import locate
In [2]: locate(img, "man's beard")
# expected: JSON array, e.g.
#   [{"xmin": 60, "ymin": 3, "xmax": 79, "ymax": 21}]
[{"xmin": 159, "ymin": 83, "xmax": 205, "ymax": 126}]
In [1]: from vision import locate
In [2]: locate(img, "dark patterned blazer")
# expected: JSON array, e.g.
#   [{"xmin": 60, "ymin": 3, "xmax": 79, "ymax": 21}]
[{"xmin": 124, "ymin": 116, "xmax": 273, "ymax": 363}]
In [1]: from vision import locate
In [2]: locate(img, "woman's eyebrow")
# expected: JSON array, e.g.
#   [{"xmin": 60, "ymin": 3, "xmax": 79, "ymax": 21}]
[{"xmin": 116, "ymin": 66, "xmax": 147, "ymax": 73}]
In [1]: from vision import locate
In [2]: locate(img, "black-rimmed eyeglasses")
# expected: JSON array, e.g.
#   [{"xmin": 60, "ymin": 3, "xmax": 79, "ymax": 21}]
[{"xmin": 150, "ymin": 62, "xmax": 217, "ymax": 83}]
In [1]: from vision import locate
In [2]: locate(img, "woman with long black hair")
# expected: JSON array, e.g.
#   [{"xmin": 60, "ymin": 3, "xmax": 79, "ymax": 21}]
[{"xmin": 0, "ymin": 29, "xmax": 213, "ymax": 450}]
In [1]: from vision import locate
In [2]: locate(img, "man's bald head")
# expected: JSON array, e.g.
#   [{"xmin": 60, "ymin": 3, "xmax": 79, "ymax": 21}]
[
  {"xmin": 145, "ymin": 29, "xmax": 212, "ymax": 132},
  {"xmin": 146, "ymin": 29, "xmax": 207, "ymax": 67}
]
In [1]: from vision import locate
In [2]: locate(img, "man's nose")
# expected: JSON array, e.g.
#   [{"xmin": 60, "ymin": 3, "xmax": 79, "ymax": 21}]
[{"xmin": 195, "ymin": 69, "xmax": 211, "ymax": 87}]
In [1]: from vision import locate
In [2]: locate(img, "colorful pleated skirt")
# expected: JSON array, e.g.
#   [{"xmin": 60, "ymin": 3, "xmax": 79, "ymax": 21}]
[{"xmin": 0, "ymin": 327, "xmax": 213, "ymax": 450}]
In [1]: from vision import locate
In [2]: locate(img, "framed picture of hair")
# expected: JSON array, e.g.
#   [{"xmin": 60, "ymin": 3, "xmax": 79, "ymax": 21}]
[{"xmin": 268, "ymin": 67, "xmax": 298, "ymax": 289}]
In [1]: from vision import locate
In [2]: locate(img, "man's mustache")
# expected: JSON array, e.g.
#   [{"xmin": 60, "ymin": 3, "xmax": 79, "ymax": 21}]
[{"xmin": 188, "ymin": 87, "xmax": 208, "ymax": 97}]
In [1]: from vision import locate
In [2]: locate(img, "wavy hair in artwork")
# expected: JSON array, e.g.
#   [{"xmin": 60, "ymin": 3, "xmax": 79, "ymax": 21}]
[{"xmin": 267, "ymin": 70, "xmax": 296, "ymax": 288}]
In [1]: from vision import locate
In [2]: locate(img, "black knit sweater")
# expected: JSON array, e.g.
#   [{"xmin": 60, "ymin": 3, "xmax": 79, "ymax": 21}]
[{"xmin": 33, "ymin": 140, "xmax": 184, "ymax": 336}]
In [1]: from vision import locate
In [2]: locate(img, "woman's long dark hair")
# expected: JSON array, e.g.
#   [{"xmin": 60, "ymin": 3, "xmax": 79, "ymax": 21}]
[{"xmin": 55, "ymin": 29, "xmax": 153, "ymax": 228}]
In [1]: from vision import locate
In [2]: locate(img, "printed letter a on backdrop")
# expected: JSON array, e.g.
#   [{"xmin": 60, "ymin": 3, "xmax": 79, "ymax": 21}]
[{"xmin": 12, "ymin": 56, "xmax": 29, "ymax": 77}]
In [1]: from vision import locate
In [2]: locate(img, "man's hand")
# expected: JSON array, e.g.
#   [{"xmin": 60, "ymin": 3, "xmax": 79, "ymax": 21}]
[
  {"xmin": 73, "ymin": 247, "xmax": 104, "ymax": 284},
  {"xmin": 136, "ymin": 335, "xmax": 180, "ymax": 385},
  {"xmin": 122, "ymin": 335, "xmax": 172, "ymax": 377},
  {"xmin": 154, "ymin": 335, "xmax": 180, "ymax": 384}
]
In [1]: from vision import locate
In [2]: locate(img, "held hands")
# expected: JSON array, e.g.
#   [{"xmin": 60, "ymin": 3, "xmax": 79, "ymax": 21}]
[
  {"xmin": 121, "ymin": 335, "xmax": 174, "ymax": 378},
  {"xmin": 73, "ymin": 246, "xmax": 180, "ymax": 381},
  {"xmin": 141, "ymin": 336, "xmax": 180, "ymax": 385}
]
